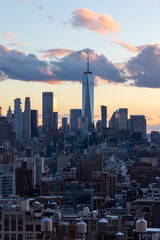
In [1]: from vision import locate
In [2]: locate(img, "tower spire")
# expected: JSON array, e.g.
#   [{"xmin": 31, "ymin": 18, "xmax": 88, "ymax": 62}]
[{"xmin": 87, "ymin": 52, "xmax": 89, "ymax": 72}]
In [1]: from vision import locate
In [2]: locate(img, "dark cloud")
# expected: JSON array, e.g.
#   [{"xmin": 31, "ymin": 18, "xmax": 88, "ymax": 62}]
[
  {"xmin": 0, "ymin": 44, "xmax": 54, "ymax": 82},
  {"xmin": 126, "ymin": 44, "xmax": 160, "ymax": 88},
  {"xmin": 0, "ymin": 45, "xmax": 125, "ymax": 85},
  {"xmin": 50, "ymin": 48, "xmax": 125, "ymax": 83}
]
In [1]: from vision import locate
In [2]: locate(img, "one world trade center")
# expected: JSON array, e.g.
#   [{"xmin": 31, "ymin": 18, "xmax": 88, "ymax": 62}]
[{"xmin": 82, "ymin": 54, "xmax": 94, "ymax": 125}]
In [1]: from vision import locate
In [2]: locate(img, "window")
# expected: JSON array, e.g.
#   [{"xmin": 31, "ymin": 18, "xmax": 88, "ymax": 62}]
[
  {"xmin": 4, "ymin": 234, "xmax": 9, "ymax": 240},
  {"xmin": 25, "ymin": 233, "xmax": 33, "ymax": 239},
  {"xmin": 4, "ymin": 215, "xmax": 9, "ymax": 231},
  {"xmin": 18, "ymin": 234, "xmax": 23, "ymax": 240},
  {"xmin": 18, "ymin": 215, "xmax": 23, "ymax": 231},
  {"xmin": 11, "ymin": 215, "xmax": 16, "ymax": 231},
  {"xmin": 36, "ymin": 225, "xmax": 41, "ymax": 231},
  {"xmin": 26, "ymin": 225, "xmax": 33, "ymax": 231},
  {"xmin": 11, "ymin": 234, "xmax": 16, "ymax": 240}
]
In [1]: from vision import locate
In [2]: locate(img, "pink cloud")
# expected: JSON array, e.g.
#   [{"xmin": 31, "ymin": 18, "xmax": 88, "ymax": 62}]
[
  {"xmin": 113, "ymin": 39, "xmax": 155, "ymax": 53},
  {"xmin": 9, "ymin": 42, "xmax": 25, "ymax": 46},
  {"xmin": 113, "ymin": 38, "xmax": 138, "ymax": 52},
  {"xmin": 71, "ymin": 8, "xmax": 120, "ymax": 35},
  {"xmin": 1, "ymin": 32, "xmax": 16, "ymax": 40},
  {"xmin": 40, "ymin": 48, "xmax": 75, "ymax": 58}
]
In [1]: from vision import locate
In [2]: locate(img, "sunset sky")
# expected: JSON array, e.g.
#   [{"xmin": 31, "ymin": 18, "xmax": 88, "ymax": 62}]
[{"xmin": 0, "ymin": 0, "xmax": 160, "ymax": 131}]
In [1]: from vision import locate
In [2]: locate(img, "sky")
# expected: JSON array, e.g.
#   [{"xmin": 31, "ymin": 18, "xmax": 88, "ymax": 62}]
[{"xmin": 0, "ymin": 0, "xmax": 160, "ymax": 131}]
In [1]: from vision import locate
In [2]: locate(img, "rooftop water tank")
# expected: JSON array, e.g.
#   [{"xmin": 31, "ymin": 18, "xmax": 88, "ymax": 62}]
[
  {"xmin": 98, "ymin": 218, "xmax": 108, "ymax": 233},
  {"xmin": 77, "ymin": 220, "xmax": 87, "ymax": 234},
  {"xmin": 116, "ymin": 232, "xmax": 124, "ymax": 240},
  {"xmin": 59, "ymin": 221, "xmax": 68, "ymax": 235},
  {"xmin": 41, "ymin": 217, "xmax": 52, "ymax": 232},
  {"xmin": 136, "ymin": 217, "xmax": 147, "ymax": 233}
]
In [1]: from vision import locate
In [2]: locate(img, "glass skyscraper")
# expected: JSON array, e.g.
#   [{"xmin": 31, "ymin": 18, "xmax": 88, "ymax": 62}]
[
  {"xmin": 82, "ymin": 56, "xmax": 94, "ymax": 125},
  {"xmin": 42, "ymin": 92, "xmax": 53, "ymax": 132}
]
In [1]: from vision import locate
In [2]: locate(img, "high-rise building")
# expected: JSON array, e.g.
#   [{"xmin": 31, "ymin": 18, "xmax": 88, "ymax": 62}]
[
  {"xmin": 109, "ymin": 110, "xmax": 119, "ymax": 131},
  {"xmin": 101, "ymin": 105, "xmax": 107, "ymax": 129},
  {"xmin": 130, "ymin": 115, "xmax": 146, "ymax": 139},
  {"xmin": 53, "ymin": 112, "xmax": 58, "ymax": 130},
  {"xmin": 119, "ymin": 108, "xmax": 128, "ymax": 131},
  {"xmin": 82, "ymin": 55, "xmax": 94, "ymax": 125},
  {"xmin": 31, "ymin": 110, "xmax": 38, "ymax": 138},
  {"xmin": 42, "ymin": 92, "xmax": 53, "ymax": 132},
  {"xmin": 7, "ymin": 106, "xmax": 12, "ymax": 123},
  {"xmin": 0, "ymin": 107, "xmax": 2, "ymax": 117},
  {"xmin": 14, "ymin": 98, "xmax": 22, "ymax": 143},
  {"xmin": 62, "ymin": 117, "xmax": 68, "ymax": 133},
  {"xmin": 69, "ymin": 109, "xmax": 82, "ymax": 132},
  {"xmin": 24, "ymin": 97, "xmax": 31, "ymax": 140}
]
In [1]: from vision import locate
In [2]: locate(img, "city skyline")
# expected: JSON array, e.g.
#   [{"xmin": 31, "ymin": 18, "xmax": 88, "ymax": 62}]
[{"xmin": 0, "ymin": 0, "xmax": 160, "ymax": 132}]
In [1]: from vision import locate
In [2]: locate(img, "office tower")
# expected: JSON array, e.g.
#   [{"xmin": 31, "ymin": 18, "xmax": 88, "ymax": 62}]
[
  {"xmin": 151, "ymin": 131, "xmax": 160, "ymax": 144},
  {"xmin": 0, "ymin": 107, "xmax": 2, "ymax": 116},
  {"xmin": 69, "ymin": 109, "xmax": 82, "ymax": 132},
  {"xmin": 24, "ymin": 97, "xmax": 31, "ymax": 140},
  {"xmin": 7, "ymin": 106, "xmax": 12, "ymax": 123},
  {"xmin": 31, "ymin": 110, "xmax": 38, "ymax": 138},
  {"xmin": 53, "ymin": 112, "xmax": 58, "ymax": 130},
  {"xmin": 101, "ymin": 105, "xmax": 107, "ymax": 129},
  {"xmin": 62, "ymin": 117, "xmax": 68, "ymax": 133},
  {"xmin": 109, "ymin": 110, "xmax": 119, "ymax": 131},
  {"xmin": 130, "ymin": 115, "xmax": 146, "ymax": 139},
  {"xmin": 0, "ymin": 117, "xmax": 16, "ymax": 147},
  {"xmin": 119, "ymin": 108, "xmax": 128, "ymax": 131},
  {"xmin": 14, "ymin": 98, "xmax": 22, "ymax": 143},
  {"xmin": 82, "ymin": 54, "xmax": 94, "ymax": 125},
  {"xmin": 42, "ymin": 92, "xmax": 53, "ymax": 132}
]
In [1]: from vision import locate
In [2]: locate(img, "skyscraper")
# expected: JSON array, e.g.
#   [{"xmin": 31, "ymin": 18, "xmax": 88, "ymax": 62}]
[
  {"xmin": 14, "ymin": 98, "xmax": 22, "ymax": 143},
  {"xmin": 119, "ymin": 108, "xmax": 128, "ymax": 131},
  {"xmin": 0, "ymin": 107, "xmax": 2, "ymax": 117},
  {"xmin": 62, "ymin": 117, "xmax": 68, "ymax": 133},
  {"xmin": 69, "ymin": 109, "xmax": 82, "ymax": 132},
  {"xmin": 31, "ymin": 110, "xmax": 38, "ymax": 138},
  {"xmin": 130, "ymin": 115, "xmax": 146, "ymax": 139},
  {"xmin": 101, "ymin": 105, "xmax": 107, "ymax": 129},
  {"xmin": 53, "ymin": 112, "xmax": 58, "ymax": 130},
  {"xmin": 82, "ymin": 54, "xmax": 94, "ymax": 125},
  {"xmin": 42, "ymin": 92, "xmax": 53, "ymax": 132},
  {"xmin": 24, "ymin": 97, "xmax": 31, "ymax": 140}
]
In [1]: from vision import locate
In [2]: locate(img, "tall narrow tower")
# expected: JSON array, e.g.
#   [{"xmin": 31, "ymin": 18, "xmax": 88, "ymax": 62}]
[
  {"xmin": 24, "ymin": 97, "xmax": 31, "ymax": 140},
  {"xmin": 14, "ymin": 98, "xmax": 22, "ymax": 143},
  {"xmin": 42, "ymin": 92, "xmax": 53, "ymax": 132},
  {"xmin": 82, "ymin": 54, "xmax": 94, "ymax": 125}
]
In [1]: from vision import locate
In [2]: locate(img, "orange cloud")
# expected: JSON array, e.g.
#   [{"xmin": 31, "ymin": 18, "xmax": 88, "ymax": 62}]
[
  {"xmin": 113, "ymin": 39, "xmax": 155, "ymax": 53},
  {"xmin": 9, "ymin": 42, "xmax": 25, "ymax": 46},
  {"xmin": 71, "ymin": 8, "xmax": 120, "ymax": 35},
  {"xmin": 40, "ymin": 48, "xmax": 75, "ymax": 58},
  {"xmin": 113, "ymin": 38, "xmax": 138, "ymax": 52},
  {"xmin": 1, "ymin": 32, "xmax": 16, "ymax": 40}
]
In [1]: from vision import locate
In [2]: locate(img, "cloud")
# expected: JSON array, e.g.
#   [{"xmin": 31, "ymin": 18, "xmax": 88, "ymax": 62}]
[
  {"xmin": 40, "ymin": 48, "xmax": 75, "ymax": 58},
  {"xmin": 126, "ymin": 44, "xmax": 160, "ymax": 88},
  {"xmin": 0, "ymin": 44, "xmax": 55, "ymax": 83},
  {"xmin": 113, "ymin": 39, "xmax": 138, "ymax": 52},
  {"xmin": 9, "ymin": 42, "xmax": 25, "ymax": 46},
  {"xmin": 70, "ymin": 8, "xmax": 120, "ymax": 35},
  {"xmin": 50, "ymin": 48, "xmax": 125, "ymax": 84},
  {"xmin": 113, "ymin": 38, "xmax": 154, "ymax": 53},
  {"xmin": 1, "ymin": 32, "xmax": 16, "ymax": 40},
  {"xmin": 0, "ymin": 45, "xmax": 125, "ymax": 85}
]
